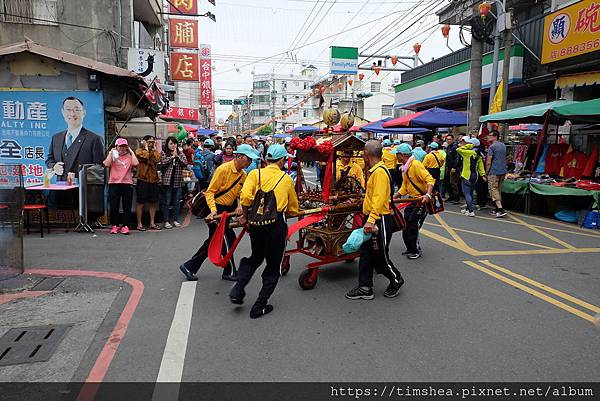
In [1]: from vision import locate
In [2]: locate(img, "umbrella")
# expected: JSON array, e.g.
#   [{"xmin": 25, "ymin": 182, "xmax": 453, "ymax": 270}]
[
  {"xmin": 479, "ymin": 100, "xmax": 576, "ymax": 124},
  {"xmin": 383, "ymin": 107, "xmax": 468, "ymax": 128},
  {"xmin": 196, "ymin": 128, "xmax": 219, "ymax": 136},
  {"xmin": 288, "ymin": 125, "xmax": 320, "ymax": 133},
  {"xmin": 361, "ymin": 117, "xmax": 429, "ymax": 134},
  {"xmin": 273, "ymin": 133, "xmax": 292, "ymax": 138},
  {"xmin": 553, "ymin": 97, "xmax": 600, "ymax": 124}
]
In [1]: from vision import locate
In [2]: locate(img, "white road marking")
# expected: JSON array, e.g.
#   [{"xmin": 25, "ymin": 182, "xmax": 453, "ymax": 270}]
[{"xmin": 152, "ymin": 281, "xmax": 197, "ymax": 400}]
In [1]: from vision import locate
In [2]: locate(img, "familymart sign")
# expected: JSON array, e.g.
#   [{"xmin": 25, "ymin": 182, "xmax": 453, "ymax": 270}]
[{"xmin": 330, "ymin": 46, "xmax": 358, "ymax": 75}]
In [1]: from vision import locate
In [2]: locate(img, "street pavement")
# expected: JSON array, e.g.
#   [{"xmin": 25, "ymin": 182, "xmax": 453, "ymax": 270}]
[{"xmin": 1, "ymin": 168, "xmax": 600, "ymax": 393}]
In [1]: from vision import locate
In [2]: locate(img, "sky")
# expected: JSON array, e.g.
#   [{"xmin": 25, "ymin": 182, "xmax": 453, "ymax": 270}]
[{"xmin": 188, "ymin": 0, "xmax": 469, "ymax": 122}]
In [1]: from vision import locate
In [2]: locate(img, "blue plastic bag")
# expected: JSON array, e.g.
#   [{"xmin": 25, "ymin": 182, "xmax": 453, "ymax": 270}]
[
  {"xmin": 554, "ymin": 210, "xmax": 578, "ymax": 223},
  {"xmin": 342, "ymin": 228, "xmax": 372, "ymax": 254},
  {"xmin": 583, "ymin": 211, "xmax": 600, "ymax": 230}
]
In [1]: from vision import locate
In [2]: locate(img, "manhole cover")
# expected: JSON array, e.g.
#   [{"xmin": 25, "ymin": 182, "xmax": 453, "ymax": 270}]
[{"xmin": 0, "ymin": 325, "xmax": 71, "ymax": 366}]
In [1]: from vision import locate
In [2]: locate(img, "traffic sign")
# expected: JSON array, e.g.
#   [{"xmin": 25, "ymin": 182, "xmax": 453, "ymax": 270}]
[
  {"xmin": 233, "ymin": 99, "xmax": 246, "ymax": 105},
  {"xmin": 219, "ymin": 99, "xmax": 233, "ymax": 105}
]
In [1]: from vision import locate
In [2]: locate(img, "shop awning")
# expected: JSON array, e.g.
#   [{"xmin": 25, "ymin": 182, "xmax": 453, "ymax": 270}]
[
  {"xmin": 555, "ymin": 71, "xmax": 600, "ymax": 89},
  {"xmin": 361, "ymin": 117, "xmax": 430, "ymax": 134},
  {"xmin": 383, "ymin": 107, "xmax": 468, "ymax": 128},
  {"xmin": 553, "ymin": 98, "xmax": 600, "ymax": 124},
  {"xmin": 479, "ymin": 100, "xmax": 577, "ymax": 124}
]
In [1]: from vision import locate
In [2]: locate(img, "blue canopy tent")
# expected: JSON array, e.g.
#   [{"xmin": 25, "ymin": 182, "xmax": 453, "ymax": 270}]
[
  {"xmin": 196, "ymin": 128, "xmax": 218, "ymax": 136},
  {"xmin": 273, "ymin": 133, "xmax": 292, "ymax": 138},
  {"xmin": 383, "ymin": 107, "xmax": 468, "ymax": 128},
  {"xmin": 360, "ymin": 117, "xmax": 430, "ymax": 135},
  {"xmin": 288, "ymin": 125, "xmax": 320, "ymax": 134}
]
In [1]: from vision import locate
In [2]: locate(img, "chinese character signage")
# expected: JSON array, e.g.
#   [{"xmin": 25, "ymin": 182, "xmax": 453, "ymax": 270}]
[
  {"xmin": 127, "ymin": 48, "xmax": 166, "ymax": 82},
  {"xmin": 200, "ymin": 59, "xmax": 213, "ymax": 109},
  {"xmin": 160, "ymin": 106, "xmax": 199, "ymax": 121},
  {"xmin": 169, "ymin": 0, "xmax": 198, "ymax": 15},
  {"xmin": 0, "ymin": 91, "xmax": 105, "ymax": 185},
  {"xmin": 542, "ymin": 0, "xmax": 600, "ymax": 64},
  {"xmin": 170, "ymin": 52, "xmax": 199, "ymax": 81},
  {"xmin": 169, "ymin": 18, "xmax": 199, "ymax": 49}
]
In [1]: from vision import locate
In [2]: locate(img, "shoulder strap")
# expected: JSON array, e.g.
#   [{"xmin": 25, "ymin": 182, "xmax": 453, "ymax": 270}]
[
  {"xmin": 378, "ymin": 166, "xmax": 394, "ymax": 203},
  {"xmin": 273, "ymin": 172, "xmax": 287, "ymax": 190},
  {"xmin": 406, "ymin": 165, "xmax": 426, "ymax": 195},
  {"xmin": 214, "ymin": 173, "xmax": 243, "ymax": 200},
  {"xmin": 432, "ymin": 152, "xmax": 441, "ymax": 168}
]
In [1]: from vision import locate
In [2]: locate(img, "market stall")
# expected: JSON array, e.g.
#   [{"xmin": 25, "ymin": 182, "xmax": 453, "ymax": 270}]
[
  {"xmin": 479, "ymin": 99, "xmax": 600, "ymax": 220},
  {"xmin": 382, "ymin": 107, "xmax": 468, "ymax": 128}
]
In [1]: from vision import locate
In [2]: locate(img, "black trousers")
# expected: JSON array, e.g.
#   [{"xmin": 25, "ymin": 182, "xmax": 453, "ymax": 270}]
[
  {"xmin": 358, "ymin": 214, "xmax": 402, "ymax": 288},
  {"xmin": 428, "ymin": 168, "xmax": 441, "ymax": 193},
  {"xmin": 388, "ymin": 168, "xmax": 398, "ymax": 191},
  {"xmin": 402, "ymin": 204, "xmax": 428, "ymax": 254},
  {"xmin": 183, "ymin": 203, "xmax": 237, "ymax": 276},
  {"xmin": 231, "ymin": 214, "xmax": 287, "ymax": 307},
  {"xmin": 109, "ymin": 184, "xmax": 133, "ymax": 227},
  {"xmin": 476, "ymin": 177, "xmax": 489, "ymax": 207}
]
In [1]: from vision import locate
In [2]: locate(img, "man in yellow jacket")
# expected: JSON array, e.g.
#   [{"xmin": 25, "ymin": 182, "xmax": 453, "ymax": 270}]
[
  {"xmin": 179, "ymin": 144, "xmax": 259, "ymax": 282},
  {"xmin": 231, "ymin": 144, "xmax": 299, "ymax": 318},
  {"xmin": 422, "ymin": 141, "xmax": 446, "ymax": 193},
  {"xmin": 392, "ymin": 143, "xmax": 435, "ymax": 260},
  {"xmin": 336, "ymin": 150, "xmax": 365, "ymax": 189},
  {"xmin": 382, "ymin": 138, "xmax": 399, "ymax": 189},
  {"xmin": 346, "ymin": 140, "xmax": 404, "ymax": 301}
]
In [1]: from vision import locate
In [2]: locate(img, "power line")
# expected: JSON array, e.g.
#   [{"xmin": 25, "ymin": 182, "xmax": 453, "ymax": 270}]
[{"xmin": 0, "ymin": 12, "xmax": 107, "ymax": 32}]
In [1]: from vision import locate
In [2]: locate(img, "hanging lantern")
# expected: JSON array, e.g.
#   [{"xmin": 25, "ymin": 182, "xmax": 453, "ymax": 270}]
[
  {"xmin": 479, "ymin": 1, "xmax": 491, "ymax": 18},
  {"xmin": 413, "ymin": 43, "xmax": 421, "ymax": 54},
  {"xmin": 358, "ymin": 73, "xmax": 365, "ymax": 81},
  {"xmin": 328, "ymin": 86, "xmax": 334, "ymax": 93},
  {"xmin": 391, "ymin": 55, "xmax": 398, "ymax": 66},
  {"xmin": 348, "ymin": 78, "xmax": 353, "ymax": 86},
  {"xmin": 374, "ymin": 66, "xmax": 381, "ymax": 75},
  {"xmin": 337, "ymin": 82, "xmax": 344, "ymax": 89},
  {"xmin": 441, "ymin": 24, "xmax": 451, "ymax": 38}
]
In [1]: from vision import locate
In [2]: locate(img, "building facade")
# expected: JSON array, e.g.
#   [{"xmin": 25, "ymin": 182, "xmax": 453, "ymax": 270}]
[{"xmin": 250, "ymin": 66, "xmax": 317, "ymax": 130}]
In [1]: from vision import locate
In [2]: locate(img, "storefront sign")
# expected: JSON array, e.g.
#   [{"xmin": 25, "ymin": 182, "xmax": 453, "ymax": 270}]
[
  {"xmin": 169, "ymin": 18, "xmax": 199, "ymax": 49},
  {"xmin": 329, "ymin": 46, "xmax": 358, "ymax": 75},
  {"xmin": 169, "ymin": 0, "xmax": 198, "ymax": 15},
  {"xmin": 542, "ymin": 0, "xmax": 600, "ymax": 64},
  {"xmin": 170, "ymin": 52, "xmax": 199, "ymax": 81},
  {"xmin": 127, "ymin": 48, "xmax": 166, "ymax": 82},
  {"xmin": 0, "ymin": 91, "xmax": 105, "ymax": 185},
  {"xmin": 161, "ymin": 106, "xmax": 199, "ymax": 121}
]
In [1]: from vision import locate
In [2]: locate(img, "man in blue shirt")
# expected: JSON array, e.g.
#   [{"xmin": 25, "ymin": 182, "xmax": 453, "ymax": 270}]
[{"xmin": 485, "ymin": 131, "xmax": 507, "ymax": 217}]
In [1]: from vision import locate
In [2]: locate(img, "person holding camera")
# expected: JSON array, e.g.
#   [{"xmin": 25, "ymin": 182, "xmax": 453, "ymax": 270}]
[
  {"xmin": 135, "ymin": 135, "xmax": 161, "ymax": 231},
  {"xmin": 159, "ymin": 136, "xmax": 189, "ymax": 229}
]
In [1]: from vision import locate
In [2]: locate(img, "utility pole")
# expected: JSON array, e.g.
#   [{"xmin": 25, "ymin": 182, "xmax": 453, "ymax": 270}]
[
  {"xmin": 500, "ymin": 7, "xmax": 513, "ymax": 134},
  {"xmin": 271, "ymin": 76, "xmax": 277, "ymax": 133},
  {"xmin": 468, "ymin": 4, "xmax": 483, "ymax": 131},
  {"xmin": 488, "ymin": 14, "xmax": 501, "ymax": 113}
]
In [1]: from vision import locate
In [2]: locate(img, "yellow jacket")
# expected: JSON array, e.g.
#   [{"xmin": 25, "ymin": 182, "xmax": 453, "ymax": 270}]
[
  {"xmin": 240, "ymin": 164, "xmax": 299, "ymax": 216},
  {"xmin": 363, "ymin": 161, "xmax": 391, "ymax": 224},
  {"xmin": 382, "ymin": 147, "xmax": 398, "ymax": 170},
  {"xmin": 205, "ymin": 160, "xmax": 246, "ymax": 213},
  {"xmin": 336, "ymin": 159, "xmax": 365, "ymax": 188},
  {"xmin": 398, "ymin": 159, "xmax": 435, "ymax": 197},
  {"xmin": 422, "ymin": 150, "xmax": 446, "ymax": 170}
]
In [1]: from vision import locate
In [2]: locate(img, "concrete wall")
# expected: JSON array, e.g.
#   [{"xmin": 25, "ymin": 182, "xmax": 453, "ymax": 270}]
[{"xmin": 0, "ymin": 0, "xmax": 134, "ymax": 67}]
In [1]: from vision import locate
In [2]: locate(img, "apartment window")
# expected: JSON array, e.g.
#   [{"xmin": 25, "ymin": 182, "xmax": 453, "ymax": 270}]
[
  {"xmin": 1, "ymin": 0, "xmax": 58, "ymax": 25},
  {"xmin": 281, "ymin": 110, "xmax": 287, "ymax": 116},
  {"xmin": 303, "ymin": 109, "xmax": 308, "ymax": 118},
  {"xmin": 255, "ymin": 95, "xmax": 270, "ymax": 103},
  {"xmin": 371, "ymin": 82, "xmax": 381, "ymax": 93},
  {"xmin": 303, "ymin": 82, "xmax": 309, "ymax": 90},
  {"xmin": 281, "ymin": 81, "xmax": 287, "ymax": 90},
  {"xmin": 382, "ymin": 105, "xmax": 393, "ymax": 117},
  {"xmin": 253, "ymin": 81, "xmax": 270, "ymax": 89},
  {"xmin": 295, "ymin": 81, "xmax": 299, "ymax": 86},
  {"xmin": 282, "ymin": 96, "xmax": 287, "ymax": 103}
]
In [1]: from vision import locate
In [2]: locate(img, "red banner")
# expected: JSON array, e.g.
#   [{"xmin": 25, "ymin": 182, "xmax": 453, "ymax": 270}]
[
  {"xmin": 169, "ymin": 19, "xmax": 198, "ymax": 49},
  {"xmin": 160, "ymin": 106, "xmax": 199, "ymax": 121},
  {"xmin": 200, "ymin": 58, "xmax": 212, "ymax": 108},
  {"xmin": 170, "ymin": 52, "xmax": 199, "ymax": 81},
  {"xmin": 169, "ymin": 0, "xmax": 197, "ymax": 15}
]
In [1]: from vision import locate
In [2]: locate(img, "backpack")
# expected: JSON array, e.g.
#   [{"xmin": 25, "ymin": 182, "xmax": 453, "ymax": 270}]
[
  {"xmin": 248, "ymin": 169, "xmax": 287, "ymax": 227},
  {"xmin": 192, "ymin": 149, "xmax": 207, "ymax": 180}
]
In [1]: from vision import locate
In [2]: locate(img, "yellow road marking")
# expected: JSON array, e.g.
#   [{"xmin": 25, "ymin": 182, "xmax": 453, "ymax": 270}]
[
  {"xmin": 433, "ymin": 213, "xmax": 471, "ymax": 249},
  {"xmin": 511, "ymin": 211, "xmax": 600, "ymax": 236},
  {"xmin": 462, "ymin": 261, "xmax": 595, "ymax": 323},
  {"xmin": 424, "ymin": 222, "xmax": 557, "ymax": 250},
  {"xmin": 508, "ymin": 214, "xmax": 576, "ymax": 249},
  {"xmin": 479, "ymin": 260, "xmax": 600, "ymax": 314},
  {"xmin": 444, "ymin": 210, "xmax": 600, "ymax": 239},
  {"xmin": 420, "ymin": 229, "xmax": 476, "ymax": 255}
]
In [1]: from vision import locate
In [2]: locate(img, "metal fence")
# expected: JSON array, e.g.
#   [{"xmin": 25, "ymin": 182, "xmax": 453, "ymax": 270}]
[{"xmin": 0, "ymin": 164, "xmax": 24, "ymax": 280}]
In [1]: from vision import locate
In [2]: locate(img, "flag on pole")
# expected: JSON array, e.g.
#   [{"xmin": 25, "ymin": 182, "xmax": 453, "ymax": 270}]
[{"xmin": 489, "ymin": 80, "xmax": 503, "ymax": 114}]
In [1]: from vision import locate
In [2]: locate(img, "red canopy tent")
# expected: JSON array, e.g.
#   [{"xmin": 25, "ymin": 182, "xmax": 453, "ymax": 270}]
[
  {"xmin": 327, "ymin": 124, "xmax": 364, "ymax": 133},
  {"xmin": 167, "ymin": 123, "xmax": 198, "ymax": 133}
]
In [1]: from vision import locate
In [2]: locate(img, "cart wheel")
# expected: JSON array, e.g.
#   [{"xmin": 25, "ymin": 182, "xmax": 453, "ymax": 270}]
[
  {"xmin": 281, "ymin": 255, "xmax": 291, "ymax": 276},
  {"xmin": 299, "ymin": 269, "xmax": 318, "ymax": 290}
]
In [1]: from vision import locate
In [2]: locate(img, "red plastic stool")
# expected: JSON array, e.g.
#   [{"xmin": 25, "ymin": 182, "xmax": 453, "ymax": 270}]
[{"xmin": 23, "ymin": 204, "xmax": 50, "ymax": 237}]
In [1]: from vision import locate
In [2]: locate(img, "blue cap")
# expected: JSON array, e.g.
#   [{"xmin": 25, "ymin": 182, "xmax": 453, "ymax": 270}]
[
  {"xmin": 468, "ymin": 138, "xmax": 481, "ymax": 147},
  {"xmin": 234, "ymin": 144, "xmax": 260, "ymax": 159},
  {"xmin": 382, "ymin": 139, "xmax": 392, "ymax": 147},
  {"xmin": 391, "ymin": 143, "xmax": 413, "ymax": 155},
  {"xmin": 428, "ymin": 142, "xmax": 439, "ymax": 149},
  {"xmin": 266, "ymin": 144, "xmax": 294, "ymax": 160},
  {"xmin": 393, "ymin": 139, "xmax": 401, "ymax": 145},
  {"xmin": 204, "ymin": 138, "xmax": 214, "ymax": 146}
]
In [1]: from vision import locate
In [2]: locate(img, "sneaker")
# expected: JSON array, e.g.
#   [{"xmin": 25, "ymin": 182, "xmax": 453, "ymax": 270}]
[
  {"xmin": 120, "ymin": 226, "xmax": 130, "ymax": 235},
  {"xmin": 467, "ymin": 211, "xmax": 476, "ymax": 217},
  {"xmin": 489, "ymin": 209, "xmax": 499, "ymax": 216},
  {"xmin": 164, "ymin": 222, "xmax": 173, "ymax": 229},
  {"xmin": 250, "ymin": 304, "xmax": 274, "ymax": 319},
  {"xmin": 495, "ymin": 210, "xmax": 507, "ymax": 218},
  {"xmin": 384, "ymin": 278, "xmax": 405, "ymax": 298},
  {"xmin": 345, "ymin": 286, "xmax": 374, "ymax": 300},
  {"xmin": 229, "ymin": 285, "xmax": 245, "ymax": 305},
  {"xmin": 110, "ymin": 225, "xmax": 119, "ymax": 234},
  {"xmin": 406, "ymin": 252, "xmax": 422, "ymax": 260},
  {"xmin": 460, "ymin": 209, "xmax": 467, "ymax": 214},
  {"xmin": 179, "ymin": 264, "xmax": 198, "ymax": 281},
  {"xmin": 173, "ymin": 221, "xmax": 182, "ymax": 227}
]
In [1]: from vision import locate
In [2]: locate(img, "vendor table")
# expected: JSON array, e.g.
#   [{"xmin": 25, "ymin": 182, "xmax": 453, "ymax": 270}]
[
  {"xmin": 502, "ymin": 180, "xmax": 600, "ymax": 214},
  {"xmin": 26, "ymin": 184, "xmax": 79, "ymax": 229}
]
